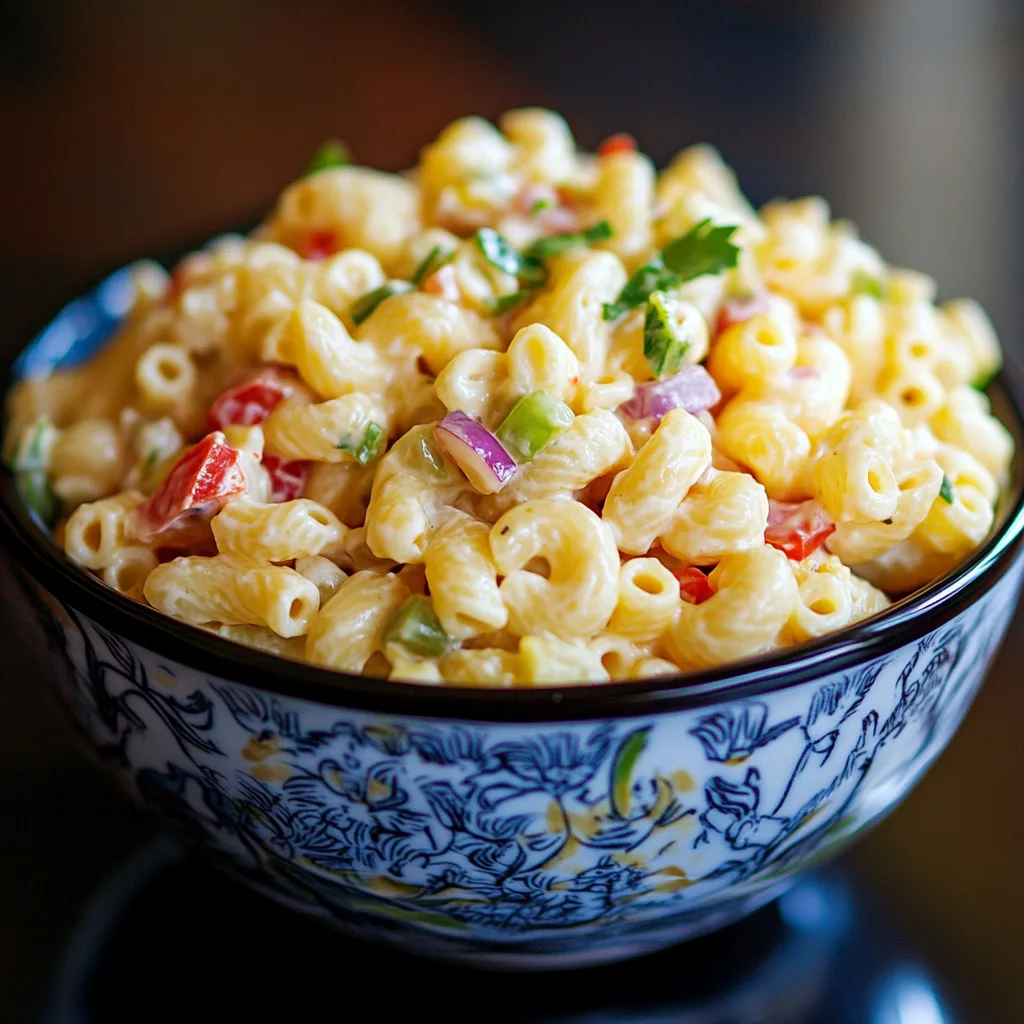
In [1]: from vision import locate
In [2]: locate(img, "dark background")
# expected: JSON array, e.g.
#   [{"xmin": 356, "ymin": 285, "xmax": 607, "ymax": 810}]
[{"xmin": 1, "ymin": 1, "xmax": 1023, "ymax": 1019}]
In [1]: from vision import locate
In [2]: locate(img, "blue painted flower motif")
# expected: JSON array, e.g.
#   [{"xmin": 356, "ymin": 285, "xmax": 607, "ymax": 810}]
[
  {"xmin": 689, "ymin": 702, "xmax": 799, "ymax": 763},
  {"xmin": 469, "ymin": 726, "xmax": 614, "ymax": 807},
  {"xmin": 699, "ymin": 768, "xmax": 787, "ymax": 850},
  {"xmin": 22, "ymin": 563, "xmax": 1016, "ymax": 955}
]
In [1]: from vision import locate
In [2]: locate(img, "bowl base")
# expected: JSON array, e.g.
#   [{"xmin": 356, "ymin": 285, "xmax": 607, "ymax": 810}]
[
  {"xmin": 45, "ymin": 838, "xmax": 972, "ymax": 1023},
  {"xmin": 217, "ymin": 855, "xmax": 794, "ymax": 970}
]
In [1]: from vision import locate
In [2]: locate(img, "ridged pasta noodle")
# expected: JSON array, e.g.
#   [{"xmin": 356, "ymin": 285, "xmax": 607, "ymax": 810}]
[
  {"xmin": 607, "ymin": 558, "xmax": 680, "ymax": 643},
  {"xmin": 502, "ymin": 409, "xmax": 633, "ymax": 504},
  {"xmin": 305, "ymin": 571, "xmax": 410, "ymax": 671},
  {"xmin": 603, "ymin": 409, "xmax": 712, "ymax": 554},
  {"xmin": 64, "ymin": 490, "xmax": 145, "ymax": 570},
  {"xmin": 490, "ymin": 499, "xmax": 620, "ymax": 639},
  {"xmin": 424, "ymin": 511, "xmax": 507, "ymax": 639},
  {"xmin": 211, "ymin": 499, "xmax": 346, "ymax": 562},
  {"xmin": 279, "ymin": 300, "xmax": 385, "ymax": 398},
  {"xmin": 664, "ymin": 546, "xmax": 799, "ymax": 669},
  {"xmin": 144, "ymin": 555, "xmax": 320, "ymax": 637},
  {"xmin": 263, "ymin": 393, "xmax": 388, "ymax": 463},
  {"xmin": 659, "ymin": 470, "xmax": 769, "ymax": 564},
  {"xmin": 529, "ymin": 251, "xmax": 626, "ymax": 377}
]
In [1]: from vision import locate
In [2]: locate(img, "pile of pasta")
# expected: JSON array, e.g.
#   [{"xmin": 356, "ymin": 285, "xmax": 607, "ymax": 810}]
[{"xmin": 6, "ymin": 109, "xmax": 1014, "ymax": 685}]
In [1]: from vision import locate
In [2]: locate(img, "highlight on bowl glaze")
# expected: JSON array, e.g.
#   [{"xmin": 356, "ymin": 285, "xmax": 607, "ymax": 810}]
[{"xmin": 2, "ymin": 264, "xmax": 1023, "ymax": 967}]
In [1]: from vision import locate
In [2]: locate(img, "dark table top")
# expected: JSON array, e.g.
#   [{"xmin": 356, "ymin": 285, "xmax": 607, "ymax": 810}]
[{"xmin": 1, "ymin": 1, "xmax": 1023, "ymax": 1020}]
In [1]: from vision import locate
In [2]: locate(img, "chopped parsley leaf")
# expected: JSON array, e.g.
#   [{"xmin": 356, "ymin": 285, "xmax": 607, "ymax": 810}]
[
  {"xmin": 660, "ymin": 218, "xmax": 741, "ymax": 283},
  {"xmin": 485, "ymin": 289, "xmax": 537, "ymax": 316},
  {"xmin": 603, "ymin": 220, "xmax": 740, "ymax": 321},
  {"xmin": 939, "ymin": 474, "xmax": 955, "ymax": 504},
  {"xmin": 350, "ymin": 281, "xmax": 413, "ymax": 325},
  {"xmin": 602, "ymin": 261, "xmax": 681, "ymax": 321},
  {"xmin": 524, "ymin": 220, "xmax": 613, "ymax": 262},
  {"xmin": 410, "ymin": 244, "xmax": 454, "ymax": 286},
  {"xmin": 474, "ymin": 228, "xmax": 546, "ymax": 286}
]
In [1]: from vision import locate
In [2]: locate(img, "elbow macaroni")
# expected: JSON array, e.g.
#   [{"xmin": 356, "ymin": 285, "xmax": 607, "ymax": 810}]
[
  {"xmin": 490, "ymin": 500, "xmax": 619, "ymax": 640},
  {"xmin": 664, "ymin": 546, "xmax": 798, "ymax": 669},
  {"xmin": 602, "ymin": 409, "xmax": 711, "ymax": 554},
  {"xmin": 144, "ymin": 556, "xmax": 320, "ymax": 638},
  {"xmin": 10, "ymin": 108, "xmax": 1012, "ymax": 685}
]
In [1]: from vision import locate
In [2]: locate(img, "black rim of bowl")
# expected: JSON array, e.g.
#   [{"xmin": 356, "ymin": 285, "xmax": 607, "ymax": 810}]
[{"xmin": 2, "ymin": 257, "xmax": 1023, "ymax": 722}]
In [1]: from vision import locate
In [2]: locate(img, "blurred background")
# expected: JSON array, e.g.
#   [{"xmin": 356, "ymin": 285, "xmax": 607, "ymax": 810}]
[{"xmin": 1, "ymin": 0, "xmax": 1022, "ymax": 1019}]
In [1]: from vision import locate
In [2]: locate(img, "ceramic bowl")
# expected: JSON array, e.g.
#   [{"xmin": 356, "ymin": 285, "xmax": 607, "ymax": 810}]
[{"xmin": 3, "ymin": 264, "xmax": 1023, "ymax": 969}]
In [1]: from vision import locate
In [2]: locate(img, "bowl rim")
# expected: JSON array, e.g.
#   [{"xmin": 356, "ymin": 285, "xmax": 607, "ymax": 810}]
[{"xmin": 2, "ymin": 258, "xmax": 1023, "ymax": 722}]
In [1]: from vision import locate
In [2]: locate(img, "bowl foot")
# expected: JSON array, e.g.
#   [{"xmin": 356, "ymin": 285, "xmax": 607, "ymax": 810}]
[{"xmin": 45, "ymin": 839, "xmax": 971, "ymax": 1023}]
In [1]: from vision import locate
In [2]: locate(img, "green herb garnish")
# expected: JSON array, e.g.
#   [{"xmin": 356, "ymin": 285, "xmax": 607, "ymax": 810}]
[
  {"xmin": 495, "ymin": 391, "xmax": 574, "ymax": 462},
  {"xmin": 350, "ymin": 281, "xmax": 414, "ymax": 326},
  {"xmin": 337, "ymin": 422, "xmax": 385, "ymax": 465},
  {"xmin": 383, "ymin": 595, "xmax": 455, "ymax": 657},
  {"xmin": 485, "ymin": 289, "xmax": 537, "ymax": 317},
  {"xmin": 529, "ymin": 197, "xmax": 554, "ymax": 214},
  {"xmin": 602, "ymin": 262, "xmax": 681, "ymax": 321},
  {"xmin": 524, "ymin": 220, "xmax": 613, "ymax": 262},
  {"xmin": 474, "ymin": 228, "xmax": 546, "ymax": 286},
  {"xmin": 410, "ymin": 244, "xmax": 455, "ymax": 286},
  {"xmin": 661, "ymin": 218, "xmax": 741, "ymax": 281},
  {"xmin": 939, "ymin": 474, "xmax": 955, "ymax": 504},
  {"xmin": 603, "ymin": 219, "xmax": 741, "ymax": 321},
  {"xmin": 143, "ymin": 448, "xmax": 160, "ymax": 470},
  {"xmin": 304, "ymin": 139, "xmax": 351, "ymax": 176},
  {"xmin": 643, "ymin": 291, "xmax": 690, "ymax": 378},
  {"xmin": 851, "ymin": 269, "xmax": 888, "ymax": 300}
]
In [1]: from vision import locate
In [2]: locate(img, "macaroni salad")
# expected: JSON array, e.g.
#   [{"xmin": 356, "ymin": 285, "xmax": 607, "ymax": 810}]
[{"xmin": 5, "ymin": 110, "xmax": 1014, "ymax": 685}]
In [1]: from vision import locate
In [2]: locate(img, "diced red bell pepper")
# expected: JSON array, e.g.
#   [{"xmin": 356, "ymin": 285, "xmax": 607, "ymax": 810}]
[
  {"xmin": 262, "ymin": 452, "xmax": 308, "ymax": 503},
  {"xmin": 208, "ymin": 368, "xmax": 303, "ymax": 431},
  {"xmin": 597, "ymin": 133, "xmax": 637, "ymax": 159},
  {"xmin": 133, "ymin": 432, "xmax": 247, "ymax": 544},
  {"xmin": 422, "ymin": 263, "xmax": 461, "ymax": 303},
  {"xmin": 208, "ymin": 369, "xmax": 309, "ymax": 504},
  {"xmin": 764, "ymin": 500, "xmax": 836, "ymax": 561},
  {"xmin": 674, "ymin": 566, "xmax": 715, "ymax": 605},
  {"xmin": 296, "ymin": 229, "xmax": 339, "ymax": 261}
]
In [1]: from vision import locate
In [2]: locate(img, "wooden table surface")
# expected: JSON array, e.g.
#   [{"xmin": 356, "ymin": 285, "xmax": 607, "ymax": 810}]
[{"xmin": 1, "ymin": 1, "xmax": 1022, "ymax": 1019}]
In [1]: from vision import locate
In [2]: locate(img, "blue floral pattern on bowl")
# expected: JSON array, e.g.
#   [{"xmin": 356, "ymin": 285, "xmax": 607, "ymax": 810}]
[{"xmin": 11, "ymin": 562, "xmax": 1019, "ymax": 967}]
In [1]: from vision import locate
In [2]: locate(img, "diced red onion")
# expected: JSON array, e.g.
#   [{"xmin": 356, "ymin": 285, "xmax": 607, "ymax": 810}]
[
  {"xmin": 619, "ymin": 366, "xmax": 721, "ymax": 422},
  {"xmin": 434, "ymin": 411, "xmax": 517, "ymax": 494}
]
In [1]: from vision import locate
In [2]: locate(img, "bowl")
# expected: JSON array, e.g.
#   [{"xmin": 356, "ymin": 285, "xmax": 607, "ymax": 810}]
[{"xmin": 3, "ymin": 263, "xmax": 1023, "ymax": 969}]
